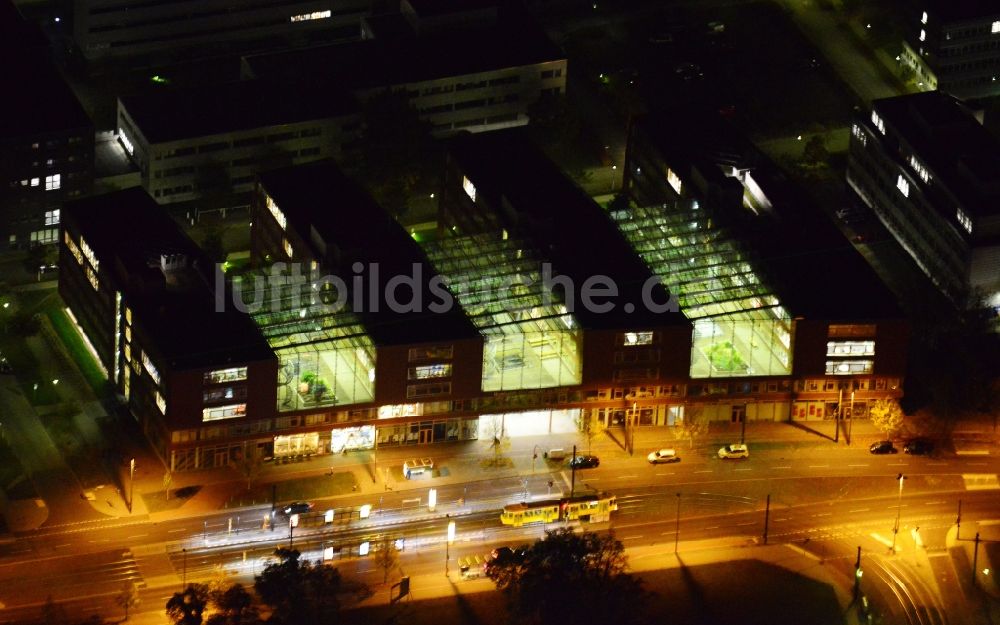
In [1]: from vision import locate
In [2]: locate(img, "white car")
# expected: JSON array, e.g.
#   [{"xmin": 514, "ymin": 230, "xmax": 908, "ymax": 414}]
[
  {"xmin": 647, "ymin": 449, "xmax": 681, "ymax": 464},
  {"xmin": 718, "ymin": 444, "xmax": 749, "ymax": 459}
]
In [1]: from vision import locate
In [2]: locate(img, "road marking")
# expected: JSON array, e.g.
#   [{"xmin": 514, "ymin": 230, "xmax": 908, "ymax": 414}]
[
  {"xmin": 661, "ymin": 531, "xmax": 677, "ymax": 536},
  {"xmin": 887, "ymin": 505, "xmax": 908, "ymax": 509},
  {"xmin": 849, "ymin": 508, "xmax": 870, "ymax": 513},
  {"xmin": 814, "ymin": 513, "xmax": 832, "ymax": 517},
  {"xmin": 705, "ymin": 526, "xmax": 719, "ymax": 530},
  {"xmin": 622, "ymin": 535, "xmax": 644, "ymax": 541},
  {"xmin": 924, "ymin": 500, "xmax": 945, "ymax": 505},
  {"xmin": 616, "ymin": 475, "xmax": 638, "ymax": 479},
  {"xmin": 773, "ymin": 518, "xmax": 789, "ymax": 522},
  {"xmin": 808, "ymin": 465, "xmax": 829, "ymax": 468},
  {"xmin": 655, "ymin": 472, "xmax": 672, "ymax": 476},
  {"xmin": 773, "ymin": 466, "xmax": 791, "ymax": 470},
  {"xmin": 848, "ymin": 464, "xmax": 869, "ymax": 467},
  {"xmin": 956, "ymin": 450, "xmax": 990, "ymax": 456},
  {"xmin": 694, "ymin": 470, "xmax": 713, "ymax": 474},
  {"xmin": 54, "ymin": 544, "xmax": 71, "ymax": 549},
  {"xmin": 126, "ymin": 534, "xmax": 148, "ymax": 540},
  {"xmin": 964, "ymin": 462, "xmax": 989, "ymax": 466},
  {"xmin": 888, "ymin": 462, "xmax": 907, "ymax": 466},
  {"xmin": 736, "ymin": 521, "xmax": 755, "ymax": 526},
  {"xmin": 734, "ymin": 468, "xmax": 751, "ymax": 472},
  {"xmin": 167, "ymin": 528, "xmax": 186, "ymax": 533}
]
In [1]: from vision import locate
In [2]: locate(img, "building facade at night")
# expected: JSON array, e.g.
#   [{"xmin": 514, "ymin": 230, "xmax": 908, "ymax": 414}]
[
  {"xmin": 73, "ymin": 0, "xmax": 369, "ymax": 60},
  {"xmin": 901, "ymin": 0, "xmax": 1000, "ymax": 99},
  {"xmin": 1, "ymin": 2, "xmax": 93, "ymax": 252},
  {"xmin": 847, "ymin": 91, "xmax": 1000, "ymax": 307}
]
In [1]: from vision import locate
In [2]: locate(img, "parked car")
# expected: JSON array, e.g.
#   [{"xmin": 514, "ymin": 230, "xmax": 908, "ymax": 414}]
[
  {"xmin": 280, "ymin": 501, "xmax": 314, "ymax": 516},
  {"xmin": 718, "ymin": 444, "xmax": 749, "ymax": 459},
  {"xmin": 869, "ymin": 440, "xmax": 898, "ymax": 455},
  {"xmin": 904, "ymin": 439, "xmax": 934, "ymax": 455},
  {"xmin": 647, "ymin": 448, "xmax": 681, "ymax": 464},
  {"xmin": 568, "ymin": 455, "xmax": 600, "ymax": 469}
]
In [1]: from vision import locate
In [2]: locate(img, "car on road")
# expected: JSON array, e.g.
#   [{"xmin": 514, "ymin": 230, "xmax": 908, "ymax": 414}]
[
  {"xmin": 647, "ymin": 449, "xmax": 681, "ymax": 464},
  {"xmin": 904, "ymin": 439, "xmax": 934, "ymax": 455},
  {"xmin": 718, "ymin": 444, "xmax": 749, "ymax": 459},
  {"xmin": 280, "ymin": 501, "xmax": 314, "ymax": 516},
  {"xmin": 869, "ymin": 440, "xmax": 898, "ymax": 455},
  {"xmin": 568, "ymin": 455, "xmax": 600, "ymax": 469}
]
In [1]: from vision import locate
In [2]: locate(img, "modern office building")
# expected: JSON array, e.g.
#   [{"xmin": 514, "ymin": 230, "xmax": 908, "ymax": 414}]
[
  {"xmin": 241, "ymin": 12, "xmax": 566, "ymax": 135},
  {"xmin": 901, "ymin": 0, "xmax": 1000, "ymax": 98},
  {"xmin": 847, "ymin": 91, "xmax": 1000, "ymax": 307},
  {"xmin": 0, "ymin": 1, "xmax": 93, "ymax": 252},
  {"xmin": 59, "ymin": 188, "xmax": 278, "ymax": 467},
  {"xmin": 623, "ymin": 112, "xmax": 909, "ymax": 423},
  {"xmin": 116, "ymin": 79, "xmax": 358, "ymax": 204},
  {"xmin": 73, "ymin": 0, "xmax": 369, "ymax": 61}
]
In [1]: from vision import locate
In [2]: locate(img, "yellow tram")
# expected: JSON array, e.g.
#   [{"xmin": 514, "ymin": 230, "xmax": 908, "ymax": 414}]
[{"xmin": 500, "ymin": 493, "xmax": 617, "ymax": 527}]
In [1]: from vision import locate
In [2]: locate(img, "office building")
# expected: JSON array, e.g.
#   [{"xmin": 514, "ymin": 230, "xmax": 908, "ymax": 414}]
[
  {"xmin": 847, "ymin": 91, "xmax": 1000, "ymax": 308},
  {"xmin": 901, "ymin": 0, "xmax": 1000, "ymax": 98}
]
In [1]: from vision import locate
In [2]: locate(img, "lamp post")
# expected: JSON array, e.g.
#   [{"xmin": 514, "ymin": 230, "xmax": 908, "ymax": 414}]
[
  {"xmin": 847, "ymin": 391, "xmax": 855, "ymax": 445},
  {"xmin": 372, "ymin": 434, "xmax": 378, "ymax": 484},
  {"xmin": 128, "ymin": 458, "xmax": 135, "ymax": 513},
  {"xmin": 611, "ymin": 165, "xmax": 618, "ymax": 192},
  {"xmin": 532, "ymin": 445, "xmax": 540, "ymax": 473},
  {"xmin": 445, "ymin": 517, "xmax": 455, "ymax": 576},
  {"xmin": 891, "ymin": 473, "xmax": 905, "ymax": 552},
  {"xmin": 674, "ymin": 493, "xmax": 681, "ymax": 554},
  {"xmin": 182, "ymin": 548, "xmax": 187, "ymax": 588}
]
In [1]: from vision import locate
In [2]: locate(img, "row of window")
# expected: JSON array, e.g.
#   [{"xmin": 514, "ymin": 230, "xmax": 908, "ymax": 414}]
[
  {"xmin": 155, "ymin": 128, "xmax": 325, "ymax": 159},
  {"xmin": 16, "ymin": 174, "xmax": 62, "ymax": 190}
]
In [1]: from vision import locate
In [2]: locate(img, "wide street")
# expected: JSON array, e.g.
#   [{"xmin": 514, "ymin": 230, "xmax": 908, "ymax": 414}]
[{"xmin": 0, "ymin": 429, "xmax": 996, "ymax": 624}]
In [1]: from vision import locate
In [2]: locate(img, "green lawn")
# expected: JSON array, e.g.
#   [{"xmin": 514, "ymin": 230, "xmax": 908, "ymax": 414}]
[{"xmin": 43, "ymin": 301, "xmax": 108, "ymax": 395}]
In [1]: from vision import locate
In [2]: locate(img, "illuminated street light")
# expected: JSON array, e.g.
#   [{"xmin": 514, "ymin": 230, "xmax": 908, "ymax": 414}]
[
  {"xmin": 445, "ymin": 517, "xmax": 456, "ymax": 576},
  {"xmin": 128, "ymin": 457, "xmax": 136, "ymax": 513},
  {"xmin": 428, "ymin": 488, "xmax": 437, "ymax": 512}
]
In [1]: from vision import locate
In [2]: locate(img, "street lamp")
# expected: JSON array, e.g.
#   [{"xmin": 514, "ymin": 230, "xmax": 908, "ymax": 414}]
[
  {"xmin": 674, "ymin": 493, "xmax": 681, "ymax": 554},
  {"xmin": 128, "ymin": 458, "xmax": 136, "ymax": 514},
  {"xmin": 891, "ymin": 473, "xmax": 905, "ymax": 552},
  {"xmin": 847, "ymin": 391, "xmax": 856, "ymax": 445},
  {"xmin": 532, "ymin": 445, "xmax": 540, "ymax": 473},
  {"xmin": 445, "ymin": 517, "xmax": 455, "ymax": 576}
]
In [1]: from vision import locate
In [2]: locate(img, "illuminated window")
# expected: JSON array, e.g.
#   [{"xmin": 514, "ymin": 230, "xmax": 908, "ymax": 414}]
[
  {"xmin": 86, "ymin": 266, "xmax": 99, "ymax": 290},
  {"xmin": 266, "ymin": 194, "xmax": 287, "ymax": 230},
  {"xmin": 408, "ymin": 346, "xmax": 454, "ymax": 360},
  {"xmin": 141, "ymin": 350, "xmax": 161, "ymax": 386},
  {"xmin": 290, "ymin": 9, "xmax": 331, "ymax": 22},
  {"xmin": 666, "ymin": 168, "xmax": 683, "ymax": 194},
  {"xmin": 919, "ymin": 29, "xmax": 925, "ymax": 41},
  {"xmin": 118, "ymin": 128, "xmax": 134, "ymax": 155},
  {"xmin": 204, "ymin": 367, "xmax": 248, "ymax": 384},
  {"xmin": 44, "ymin": 209, "xmax": 60, "ymax": 225},
  {"xmin": 406, "ymin": 383, "xmax": 451, "ymax": 398},
  {"xmin": 155, "ymin": 391, "xmax": 166, "ymax": 414},
  {"xmin": 870, "ymin": 110, "xmax": 885, "ymax": 134},
  {"xmin": 921, "ymin": 11, "xmax": 927, "ymax": 24},
  {"xmin": 283, "ymin": 238, "xmax": 293, "ymax": 258},
  {"xmin": 851, "ymin": 124, "xmax": 867, "ymax": 146},
  {"xmin": 30, "ymin": 177, "xmax": 39, "ymax": 187},
  {"xmin": 45, "ymin": 174, "xmax": 60, "ymax": 191},
  {"xmin": 202, "ymin": 403, "xmax": 246, "ymax": 421},
  {"xmin": 908, "ymin": 155, "xmax": 930, "ymax": 183},
  {"xmin": 462, "ymin": 176, "xmax": 477, "ymax": 202},
  {"xmin": 993, "ymin": 20, "xmax": 1000, "ymax": 34},
  {"xmin": 827, "ymin": 340, "xmax": 875, "ymax": 356},
  {"xmin": 30, "ymin": 229, "xmax": 57, "ymax": 244},
  {"xmin": 409, "ymin": 364, "xmax": 453, "ymax": 380},
  {"xmin": 957, "ymin": 208, "xmax": 972, "ymax": 233},
  {"xmin": 896, "ymin": 174, "xmax": 910, "ymax": 197},
  {"xmin": 825, "ymin": 360, "xmax": 874, "ymax": 375},
  {"xmin": 623, "ymin": 331, "xmax": 653, "ymax": 346}
]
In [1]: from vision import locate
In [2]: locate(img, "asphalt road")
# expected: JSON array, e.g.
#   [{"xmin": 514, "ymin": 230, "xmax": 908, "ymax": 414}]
[{"xmin": 0, "ymin": 443, "xmax": 996, "ymax": 624}]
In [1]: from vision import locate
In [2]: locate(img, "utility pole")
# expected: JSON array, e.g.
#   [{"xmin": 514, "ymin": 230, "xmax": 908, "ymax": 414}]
[
  {"xmin": 182, "ymin": 548, "xmax": 187, "ymax": 588},
  {"xmin": 854, "ymin": 546, "xmax": 862, "ymax": 600},
  {"xmin": 570, "ymin": 444, "xmax": 577, "ymax": 497},
  {"xmin": 763, "ymin": 494, "xmax": 770, "ymax": 545},
  {"xmin": 972, "ymin": 532, "xmax": 981, "ymax": 587},
  {"xmin": 891, "ymin": 473, "xmax": 905, "ymax": 553},
  {"xmin": 740, "ymin": 410, "xmax": 746, "ymax": 444},
  {"xmin": 835, "ymin": 388, "xmax": 842, "ymax": 443},
  {"xmin": 847, "ymin": 391, "xmax": 855, "ymax": 445},
  {"xmin": 957, "ymin": 499, "xmax": 962, "ymax": 540}
]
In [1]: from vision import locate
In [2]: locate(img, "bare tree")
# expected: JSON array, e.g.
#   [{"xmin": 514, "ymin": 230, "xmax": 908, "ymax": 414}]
[
  {"xmin": 576, "ymin": 411, "xmax": 597, "ymax": 454},
  {"xmin": 372, "ymin": 538, "xmax": 400, "ymax": 584},
  {"xmin": 115, "ymin": 581, "xmax": 141, "ymax": 621},
  {"xmin": 231, "ymin": 452, "xmax": 263, "ymax": 491},
  {"xmin": 673, "ymin": 406, "xmax": 708, "ymax": 450},
  {"xmin": 163, "ymin": 470, "xmax": 173, "ymax": 500},
  {"xmin": 482, "ymin": 415, "xmax": 511, "ymax": 467}
]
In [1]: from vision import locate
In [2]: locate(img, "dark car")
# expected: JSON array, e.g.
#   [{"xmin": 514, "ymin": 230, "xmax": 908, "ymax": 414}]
[
  {"xmin": 568, "ymin": 455, "xmax": 600, "ymax": 469},
  {"xmin": 280, "ymin": 501, "xmax": 314, "ymax": 516},
  {"xmin": 904, "ymin": 439, "xmax": 934, "ymax": 455},
  {"xmin": 869, "ymin": 440, "xmax": 898, "ymax": 455}
]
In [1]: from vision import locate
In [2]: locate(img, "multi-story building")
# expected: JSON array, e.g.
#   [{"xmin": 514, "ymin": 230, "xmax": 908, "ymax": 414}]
[
  {"xmin": 901, "ymin": 0, "xmax": 1000, "ymax": 98},
  {"xmin": 1, "ymin": 1, "xmax": 93, "ymax": 252},
  {"xmin": 60, "ymin": 129, "xmax": 911, "ymax": 472},
  {"xmin": 59, "ymin": 188, "xmax": 277, "ymax": 467},
  {"xmin": 847, "ymin": 91, "xmax": 1000, "ymax": 307},
  {"xmin": 73, "ymin": 0, "xmax": 370, "ymax": 61},
  {"xmin": 241, "ymin": 12, "xmax": 566, "ymax": 135},
  {"xmin": 624, "ymin": 112, "xmax": 909, "ymax": 423},
  {"xmin": 116, "ymin": 79, "xmax": 358, "ymax": 204}
]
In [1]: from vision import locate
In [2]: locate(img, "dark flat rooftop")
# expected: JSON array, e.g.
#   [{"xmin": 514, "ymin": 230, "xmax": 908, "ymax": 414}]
[
  {"xmin": 924, "ymin": 0, "xmax": 1000, "ymax": 21},
  {"xmin": 0, "ymin": 58, "xmax": 91, "ymax": 140},
  {"xmin": 119, "ymin": 79, "xmax": 358, "ymax": 144},
  {"xmin": 64, "ymin": 188, "xmax": 274, "ymax": 370},
  {"xmin": 242, "ymin": 18, "xmax": 563, "ymax": 87},
  {"xmin": 259, "ymin": 160, "xmax": 480, "ymax": 346},
  {"xmin": 446, "ymin": 129, "xmax": 690, "ymax": 331},
  {"xmin": 874, "ymin": 91, "xmax": 1000, "ymax": 218},
  {"xmin": 635, "ymin": 112, "xmax": 902, "ymax": 322}
]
